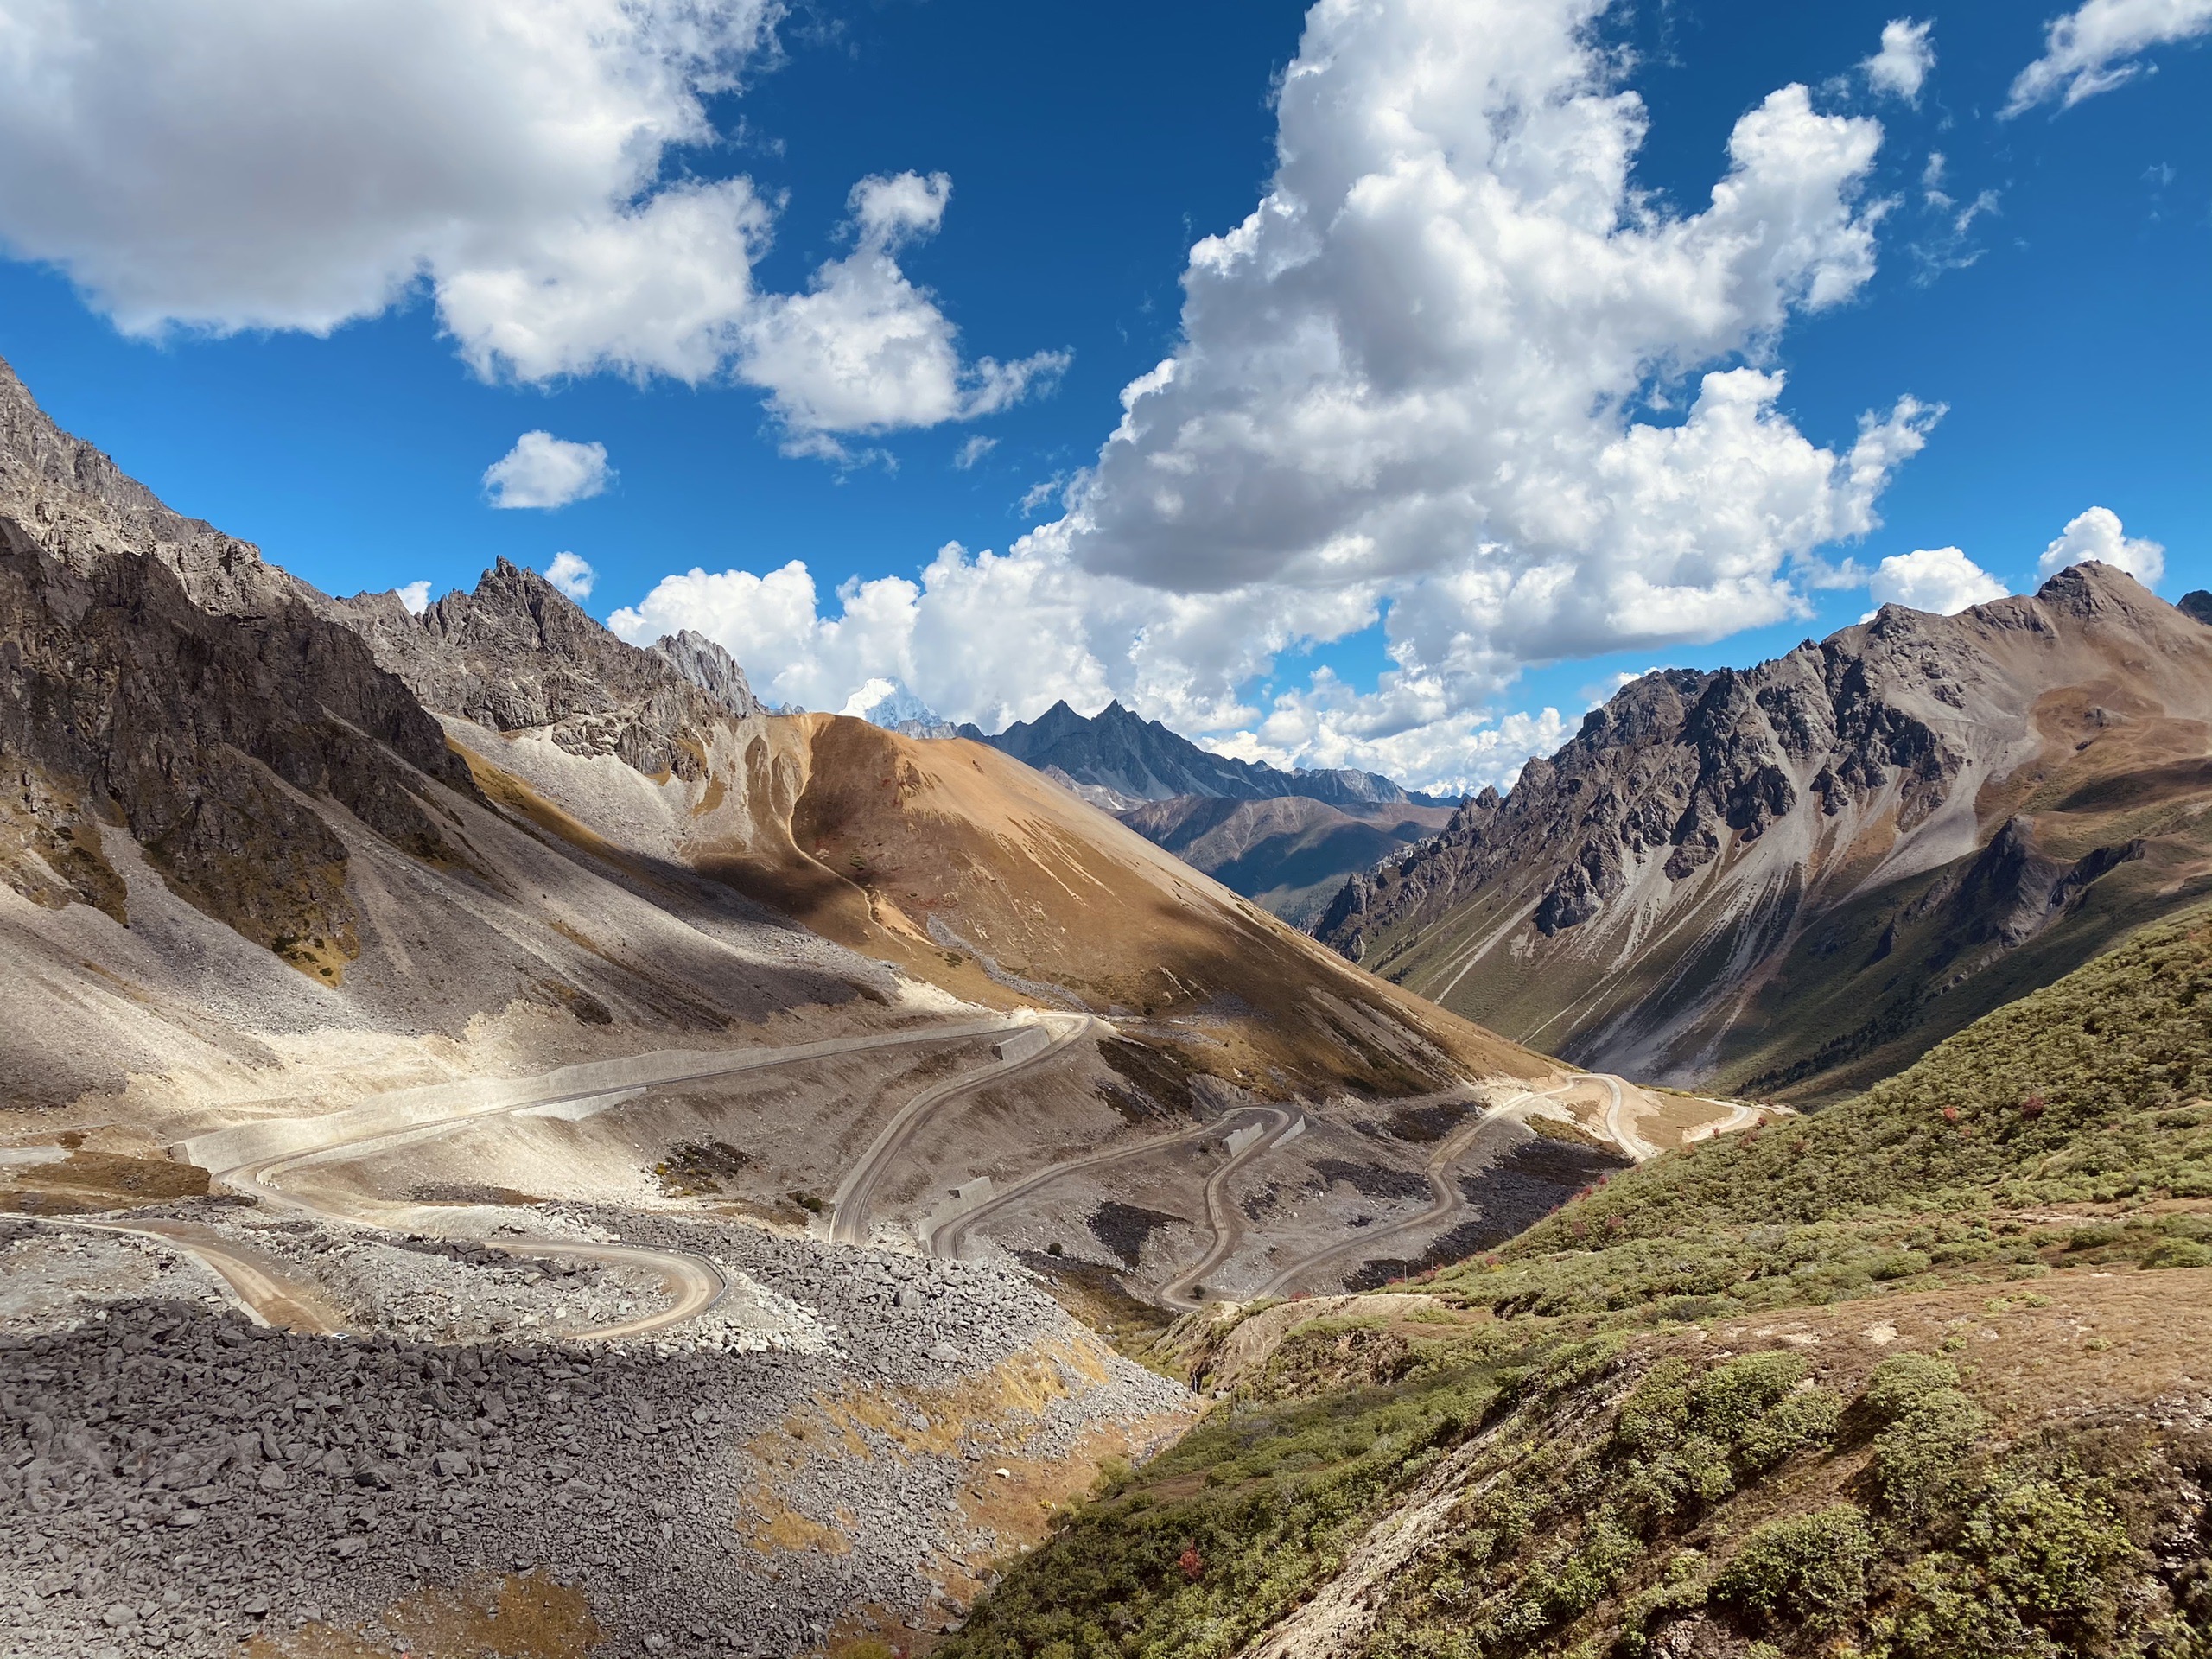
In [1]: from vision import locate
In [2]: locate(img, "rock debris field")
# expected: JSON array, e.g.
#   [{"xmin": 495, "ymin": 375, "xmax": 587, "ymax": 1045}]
[{"xmin": 0, "ymin": 1210, "xmax": 1189, "ymax": 1659}]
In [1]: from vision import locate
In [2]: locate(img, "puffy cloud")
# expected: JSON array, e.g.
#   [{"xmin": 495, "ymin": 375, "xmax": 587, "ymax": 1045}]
[
  {"xmin": 734, "ymin": 174, "xmax": 1070, "ymax": 453},
  {"xmin": 953, "ymin": 435, "xmax": 997, "ymax": 470},
  {"xmin": 1864, "ymin": 546, "xmax": 2008, "ymax": 616},
  {"xmin": 2005, "ymin": 0, "xmax": 2212, "ymax": 115},
  {"xmin": 482, "ymin": 432, "xmax": 613, "ymax": 510},
  {"xmin": 1865, "ymin": 18, "xmax": 1936, "ymax": 101},
  {"xmin": 544, "ymin": 551, "xmax": 597, "ymax": 601},
  {"xmin": 0, "ymin": 1, "xmax": 1057, "ymax": 443},
  {"xmin": 2036, "ymin": 506, "xmax": 2165, "ymax": 584},
  {"xmin": 396, "ymin": 581, "xmax": 434, "ymax": 615},
  {"xmin": 613, "ymin": 0, "xmax": 1933, "ymax": 793}
]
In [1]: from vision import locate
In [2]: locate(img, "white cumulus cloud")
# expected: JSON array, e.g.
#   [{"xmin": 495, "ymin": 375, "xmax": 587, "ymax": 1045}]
[
  {"xmin": 2005, "ymin": 0, "xmax": 2212, "ymax": 115},
  {"xmin": 482, "ymin": 432, "xmax": 613, "ymax": 510},
  {"xmin": 544, "ymin": 551, "xmax": 597, "ymax": 602},
  {"xmin": 1864, "ymin": 546, "xmax": 2008, "ymax": 616},
  {"xmin": 734, "ymin": 174, "xmax": 1069, "ymax": 454},
  {"xmin": 2037, "ymin": 506, "xmax": 2165, "ymax": 584},
  {"xmin": 1866, "ymin": 18, "xmax": 1936, "ymax": 101},
  {"xmin": 621, "ymin": 0, "xmax": 1933, "ymax": 794},
  {"xmin": 396, "ymin": 581, "xmax": 434, "ymax": 615},
  {"xmin": 0, "ymin": 0, "xmax": 1058, "ymax": 447},
  {"xmin": 953, "ymin": 435, "xmax": 997, "ymax": 470}
]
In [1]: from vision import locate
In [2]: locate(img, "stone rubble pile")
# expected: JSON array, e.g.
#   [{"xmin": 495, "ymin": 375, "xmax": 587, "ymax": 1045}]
[{"xmin": 0, "ymin": 1211, "xmax": 1188, "ymax": 1659}]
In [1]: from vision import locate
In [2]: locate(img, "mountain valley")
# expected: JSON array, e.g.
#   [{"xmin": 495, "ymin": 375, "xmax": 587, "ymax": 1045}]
[{"xmin": 0, "ymin": 356, "xmax": 1710, "ymax": 1658}]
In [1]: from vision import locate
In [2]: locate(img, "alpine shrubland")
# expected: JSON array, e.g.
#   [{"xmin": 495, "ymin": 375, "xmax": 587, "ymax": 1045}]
[{"xmin": 940, "ymin": 908, "xmax": 2212, "ymax": 1658}]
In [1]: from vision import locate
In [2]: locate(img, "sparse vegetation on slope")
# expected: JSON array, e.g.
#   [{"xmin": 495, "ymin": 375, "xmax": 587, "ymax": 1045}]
[
  {"xmin": 941, "ymin": 908, "xmax": 2212, "ymax": 1658},
  {"xmin": 1424, "ymin": 903, "xmax": 2212, "ymax": 1325}
]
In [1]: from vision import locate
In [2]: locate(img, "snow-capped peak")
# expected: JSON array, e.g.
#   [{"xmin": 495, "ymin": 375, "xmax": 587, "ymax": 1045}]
[{"xmin": 838, "ymin": 677, "xmax": 957, "ymax": 737}]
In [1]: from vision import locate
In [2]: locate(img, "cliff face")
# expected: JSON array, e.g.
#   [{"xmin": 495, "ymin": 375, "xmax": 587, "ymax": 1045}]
[
  {"xmin": 1319, "ymin": 565, "xmax": 2212, "ymax": 1098},
  {"xmin": 323, "ymin": 565, "xmax": 756, "ymax": 781},
  {"xmin": 0, "ymin": 515, "xmax": 478, "ymax": 982}
]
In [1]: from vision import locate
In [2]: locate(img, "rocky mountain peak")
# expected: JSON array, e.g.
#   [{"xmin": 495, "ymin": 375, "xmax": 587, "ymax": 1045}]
[
  {"xmin": 651, "ymin": 629, "xmax": 764, "ymax": 719},
  {"xmin": 969, "ymin": 697, "xmax": 1446, "ymax": 810},
  {"xmin": 1317, "ymin": 563, "xmax": 2212, "ymax": 1097},
  {"xmin": 0, "ymin": 352, "xmax": 289, "ymax": 616},
  {"xmin": 325, "ymin": 560, "xmax": 761, "ymax": 780}
]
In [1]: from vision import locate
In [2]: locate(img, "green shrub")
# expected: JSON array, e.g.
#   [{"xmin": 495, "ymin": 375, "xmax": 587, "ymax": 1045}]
[
  {"xmin": 2139, "ymin": 1237, "xmax": 2212, "ymax": 1269},
  {"xmin": 1878, "ymin": 1465, "xmax": 2140, "ymax": 1658},
  {"xmin": 1859, "ymin": 1352, "xmax": 1992, "ymax": 1523},
  {"xmin": 1712, "ymin": 1505, "xmax": 1877, "ymax": 1629}
]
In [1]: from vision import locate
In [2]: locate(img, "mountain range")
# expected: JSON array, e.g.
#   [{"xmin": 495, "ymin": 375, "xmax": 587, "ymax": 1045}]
[
  {"xmin": 950, "ymin": 697, "xmax": 1457, "ymax": 923},
  {"xmin": 0, "ymin": 344, "xmax": 1535, "ymax": 1140},
  {"xmin": 1318, "ymin": 564, "xmax": 2212, "ymax": 1100},
  {"xmin": 961, "ymin": 697, "xmax": 1452, "ymax": 811}
]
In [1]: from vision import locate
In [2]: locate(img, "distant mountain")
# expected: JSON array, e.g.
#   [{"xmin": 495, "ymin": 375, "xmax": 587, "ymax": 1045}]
[
  {"xmin": 1118, "ymin": 795, "xmax": 1456, "ymax": 928},
  {"xmin": 1318, "ymin": 563, "xmax": 2212, "ymax": 1102},
  {"xmin": 962, "ymin": 698, "xmax": 1452, "ymax": 810},
  {"xmin": 842, "ymin": 676, "xmax": 960, "ymax": 739}
]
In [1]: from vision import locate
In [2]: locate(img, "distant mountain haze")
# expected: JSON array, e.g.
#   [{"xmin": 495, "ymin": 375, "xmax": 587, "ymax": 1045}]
[
  {"xmin": 1319, "ymin": 564, "xmax": 2212, "ymax": 1103},
  {"xmin": 961, "ymin": 699, "xmax": 1454, "ymax": 812},
  {"xmin": 1119, "ymin": 794, "xmax": 1456, "ymax": 929},
  {"xmin": 950, "ymin": 697, "xmax": 1458, "ymax": 922}
]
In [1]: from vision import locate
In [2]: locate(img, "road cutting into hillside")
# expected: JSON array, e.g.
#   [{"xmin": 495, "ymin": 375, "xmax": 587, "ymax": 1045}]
[
  {"xmin": 51, "ymin": 1217, "xmax": 347, "ymax": 1336},
  {"xmin": 1158, "ymin": 1109, "xmax": 1306, "ymax": 1311},
  {"xmin": 184, "ymin": 1013, "xmax": 1069, "ymax": 1340},
  {"xmin": 830, "ymin": 1013, "xmax": 1099, "ymax": 1245},
  {"xmin": 1591, "ymin": 1072, "xmax": 1660, "ymax": 1162},
  {"xmin": 921, "ymin": 1104, "xmax": 1305, "ymax": 1308},
  {"xmin": 1255, "ymin": 1079, "xmax": 1585, "ymax": 1299}
]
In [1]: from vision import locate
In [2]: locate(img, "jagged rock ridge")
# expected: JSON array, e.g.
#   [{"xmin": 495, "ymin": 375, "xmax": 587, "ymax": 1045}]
[
  {"xmin": 1319, "ymin": 565, "xmax": 2212, "ymax": 1099},
  {"xmin": 963, "ymin": 699, "xmax": 1450, "ymax": 810},
  {"xmin": 324, "ymin": 565, "xmax": 760, "ymax": 780}
]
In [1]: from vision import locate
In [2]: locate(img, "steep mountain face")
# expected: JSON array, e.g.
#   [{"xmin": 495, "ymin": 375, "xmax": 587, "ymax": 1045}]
[
  {"xmin": 1319, "ymin": 566, "xmax": 2212, "ymax": 1099},
  {"xmin": 1118, "ymin": 794, "xmax": 1455, "ymax": 928},
  {"xmin": 649, "ymin": 626, "xmax": 764, "ymax": 719},
  {"xmin": 966, "ymin": 698, "xmax": 1448, "ymax": 810},
  {"xmin": 323, "ymin": 565, "xmax": 756, "ymax": 780}
]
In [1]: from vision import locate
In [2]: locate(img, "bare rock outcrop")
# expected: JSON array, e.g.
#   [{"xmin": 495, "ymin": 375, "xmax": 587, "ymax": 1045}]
[
  {"xmin": 325, "ymin": 563, "xmax": 754, "ymax": 781},
  {"xmin": 1319, "ymin": 564, "xmax": 2212, "ymax": 1098}
]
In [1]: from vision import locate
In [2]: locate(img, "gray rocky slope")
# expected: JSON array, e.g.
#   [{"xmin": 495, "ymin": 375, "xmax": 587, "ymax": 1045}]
[
  {"xmin": 0, "ymin": 352, "xmax": 884, "ymax": 1114},
  {"xmin": 326, "ymin": 574, "xmax": 760, "ymax": 783},
  {"xmin": 1318, "ymin": 565, "xmax": 2212, "ymax": 1100},
  {"xmin": 0, "ymin": 1214, "xmax": 1183, "ymax": 1659},
  {"xmin": 0, "ymin": 359, "xmax": 1196, "ymax": 1658}
]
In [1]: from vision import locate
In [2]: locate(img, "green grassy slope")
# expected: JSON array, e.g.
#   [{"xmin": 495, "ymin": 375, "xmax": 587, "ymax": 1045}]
[{"xmin": 937, "ymin": 908, "xmax": 2212, "ymax": 1659}]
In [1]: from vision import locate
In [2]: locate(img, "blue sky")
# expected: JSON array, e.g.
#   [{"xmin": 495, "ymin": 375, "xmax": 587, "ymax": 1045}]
[{"xmin": 0, "ymin": 0, "xmax": 2204, "ymax": 791}]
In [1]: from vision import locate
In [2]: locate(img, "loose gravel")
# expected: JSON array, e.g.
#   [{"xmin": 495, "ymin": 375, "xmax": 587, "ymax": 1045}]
[{"xmin": 0, "ymin": 1211, "xmax": 1190, "ymax": 1659}]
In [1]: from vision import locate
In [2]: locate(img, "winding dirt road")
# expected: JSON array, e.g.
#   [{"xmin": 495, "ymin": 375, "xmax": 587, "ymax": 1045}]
[
  {"xmin": 924, "ymin": 1108, "xmax": 1273, "ymax": 1260},
  {"xmin": 829, "ymin": 1014, "xmax": 1095, "ymax": 1246},
  {"xmin": 1255, "ymin": 1081, "xmax": 1577, "ymax": 1299},
  {"xmin": 180, "ymin": 1014, "xmax": 1063, "ymax": 1341},
  {"xmin": 920, "ymin": 1104, "xmax": 1304, "ymax": 1310},
  {"xmin": 1157, "ymin": 1109, "xmax": 1303, "ymax": 1311},
  {"xmin": 54, "ymin": 1218, "xmax": 346, "ymax": 1336}
]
